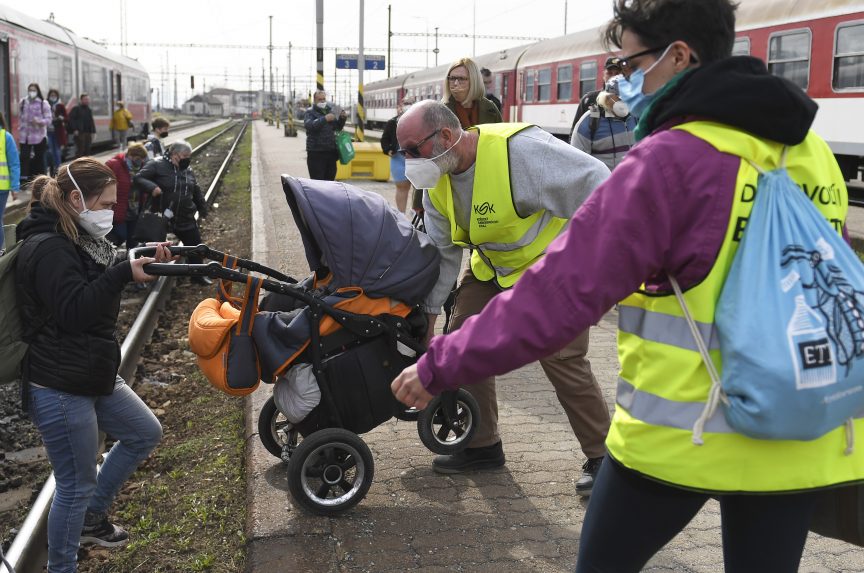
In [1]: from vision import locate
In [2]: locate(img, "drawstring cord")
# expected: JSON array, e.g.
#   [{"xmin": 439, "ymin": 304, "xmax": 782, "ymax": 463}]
[{"xmin": 669, "ymin": 275, "xmax": 728, "ymax": 445}]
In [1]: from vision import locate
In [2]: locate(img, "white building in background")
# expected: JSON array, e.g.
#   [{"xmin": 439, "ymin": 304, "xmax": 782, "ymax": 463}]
[{"xmin": 181, "ymin": 89, "xmax": 285, "ymax": 117}]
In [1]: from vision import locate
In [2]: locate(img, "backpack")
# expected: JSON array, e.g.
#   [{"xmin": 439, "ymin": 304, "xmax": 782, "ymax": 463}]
[
  {"xmin": 676, "ymin": 149, "xmax": 864, "ymax": 449},
  {"xmin": 0, "ymin": 231, "xmax": 53, "ymax": 384}
]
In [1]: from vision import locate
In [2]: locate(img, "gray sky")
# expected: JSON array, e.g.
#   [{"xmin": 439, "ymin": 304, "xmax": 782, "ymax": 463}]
[{"xmin": 2, "ymin": 0, "xmax": 614, "ymax": 107}]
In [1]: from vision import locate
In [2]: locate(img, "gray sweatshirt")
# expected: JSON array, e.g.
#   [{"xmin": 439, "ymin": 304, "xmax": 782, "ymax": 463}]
[{"xmin": 422, "ymin": 126, "xmax": 610, "ymax": 314}]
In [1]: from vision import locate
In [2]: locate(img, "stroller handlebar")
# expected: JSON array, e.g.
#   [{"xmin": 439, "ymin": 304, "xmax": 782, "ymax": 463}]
[{"xmin": 129, "ymin": 244, "xmax": 295, "ymax": 284}]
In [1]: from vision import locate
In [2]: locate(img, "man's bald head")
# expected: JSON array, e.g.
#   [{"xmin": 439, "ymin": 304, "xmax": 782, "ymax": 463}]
[{"xmin": 397, "ymin": 100, "xmax": 462, "ymax": 157}]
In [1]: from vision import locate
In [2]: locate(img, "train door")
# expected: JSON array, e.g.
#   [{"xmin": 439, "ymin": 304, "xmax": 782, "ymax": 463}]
[
  {"xmin": 0, "ymin": 36, "xmax": 10, "ymax": 131},
  {"xmin": 112, "ymin": 71, "xmax": 122, "ymax": 107},
  {"xmin": 501, "ymin": 74, "xmax": 510, "ymax": 121}
]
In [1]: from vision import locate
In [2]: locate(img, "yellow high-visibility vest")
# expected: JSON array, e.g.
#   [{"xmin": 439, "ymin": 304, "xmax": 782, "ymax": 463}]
[
  {"xmin": 610, "ymin": 120, "xmax": 861, "ymax": 492},
  {"xmin": 428, "ymin": 123, "xmax": 567, "ymax": 288}
]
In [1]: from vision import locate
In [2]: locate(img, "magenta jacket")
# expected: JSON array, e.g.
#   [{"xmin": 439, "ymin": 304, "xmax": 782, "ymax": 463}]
[
  {"xmin": 18, "ymin": 98, "xmax": 52, "ymax": 145},
  {"xmin": 418, "ymin": 125, "xmax": 746, "ymax": 394}
]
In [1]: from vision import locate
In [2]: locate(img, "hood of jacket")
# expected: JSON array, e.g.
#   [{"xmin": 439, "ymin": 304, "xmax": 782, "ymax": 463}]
[
  {"xmin": 16, "ymin": 202, "xmax": 62, "ymax": 241},
  {"xmin": 641, "ymin": 56, "xmax": 817, "ymax": 146}
]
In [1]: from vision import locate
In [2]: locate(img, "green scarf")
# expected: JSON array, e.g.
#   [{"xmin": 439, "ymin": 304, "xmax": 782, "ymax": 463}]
[{"xmin": 633, "ymin": 69, "xmax": 694, "ymax": 142}]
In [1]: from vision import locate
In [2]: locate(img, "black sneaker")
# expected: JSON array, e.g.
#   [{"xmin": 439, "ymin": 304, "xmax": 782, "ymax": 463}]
[
  {"xmin": 432, "ymin": 441, "xmax": 505, "ymax": 474},
  {"xmin": 575, "ymin": 456, "xmax": 604, "ymax": 497},
  {"xmin": 80, "ymin": 512, "xmax": 129, "ymax": 547}
]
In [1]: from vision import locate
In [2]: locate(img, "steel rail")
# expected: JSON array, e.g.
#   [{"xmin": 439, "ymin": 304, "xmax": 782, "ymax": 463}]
[{"xmin": 0, "ymin": 120, "xmax": 248, "ymax": 573}]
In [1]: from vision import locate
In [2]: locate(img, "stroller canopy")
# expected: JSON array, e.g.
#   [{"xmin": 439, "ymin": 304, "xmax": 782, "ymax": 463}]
[{"xmin": 281, "ymin": 176, "xmax": 440, "ymax": 305}]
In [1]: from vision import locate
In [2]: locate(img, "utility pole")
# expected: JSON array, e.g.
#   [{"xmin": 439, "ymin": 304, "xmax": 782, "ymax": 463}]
[
  {"xmin": 356, "ymin": 0, "xmax": 365, "ymax": 142},
  {"xmin": 387, "ymin": 4, "xmax": 391, "ymax": 78},
  {"xmin": 119, "ymin": 0, "xmax": 127, "ymax": 56},
  {"xmin": 472, "ymin": 0, "xmax": 477, "ymax": 56},
  {"xmin": 434, "ymin": 27, "xmax": 439, "ymax": 66},
  {"xmin": 564, "ymin": 0, "xmax": 568, "ymax": 34},
  {"xmin": 173, "ymin": 65, "xmax": 177, "ymax": 111},
  {"xmin": 315, "ymin": 0, "xmax": 324, "ymax": 91},
  {"xmin": 268, "ymin": 15, "xmax": 274, "ymax": 118}
]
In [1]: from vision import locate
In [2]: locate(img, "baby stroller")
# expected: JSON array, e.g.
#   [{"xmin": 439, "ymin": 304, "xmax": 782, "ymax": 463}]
[{"xmin": 132, "ymin": 176, "xmax": 481, "ymax": 515}]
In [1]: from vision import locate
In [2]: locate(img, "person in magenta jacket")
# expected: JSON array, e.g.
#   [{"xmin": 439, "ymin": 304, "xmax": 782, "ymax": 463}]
[{"xmin": 391, "ymin": 0, "xmax": 852, "ymax": 571}]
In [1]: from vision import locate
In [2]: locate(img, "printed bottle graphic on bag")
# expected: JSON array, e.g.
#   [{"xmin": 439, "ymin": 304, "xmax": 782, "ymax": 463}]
[{"xmin": 788, "ymin": 295, "xmax": 837, "ymax": 389}]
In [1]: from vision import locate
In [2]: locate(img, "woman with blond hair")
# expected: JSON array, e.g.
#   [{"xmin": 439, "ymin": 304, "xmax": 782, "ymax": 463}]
[
  {"xmin": 442, "ymin": 57, "xmax": 501, "ymax": 128},
  {"xmin": 15, "ymin": 158, "xmax": 172, "ymax": 572}
]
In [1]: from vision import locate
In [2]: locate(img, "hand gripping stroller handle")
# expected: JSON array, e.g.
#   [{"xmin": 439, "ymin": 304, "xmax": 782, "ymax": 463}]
[{"xmin": 129, "ymin": 244, "xmax": 206, "ymax": 260}]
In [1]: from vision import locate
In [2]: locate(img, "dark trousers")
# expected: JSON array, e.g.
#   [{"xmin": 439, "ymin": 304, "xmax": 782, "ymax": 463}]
[
  {"xmin": 306, "ymin": 149, "xmax": 339, "ymax": 181},
  {"xmin": 575, "ymin": 456, "xmax": 818, "ymax": 573},
  {"xmin": 75, "ymin": 132, "xmax": 93, "ymax": 158},
  {"xmin": 173, "ymin": 225, "xmax": 204, "ymax": 265},
  {"xmin": 20, "ymin": 139, "xmax": 47, "ymax": 180}
]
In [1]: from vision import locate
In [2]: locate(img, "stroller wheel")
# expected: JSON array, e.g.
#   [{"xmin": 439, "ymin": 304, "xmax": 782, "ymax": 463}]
[
  {"xmin": 258, "ymin": 396, "xmax": 298, "ymax": 459},
  {"xmin": 417, "ymin": 389, "xmax": 479, "ymax": 455},
  {"xmin": 287, "ymin": 428, "xmax": 374, "ymax": 516}
]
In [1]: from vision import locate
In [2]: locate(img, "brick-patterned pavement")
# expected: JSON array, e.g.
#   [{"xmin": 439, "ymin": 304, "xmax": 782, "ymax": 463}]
[{"xmin": 245, "ymin": 120, "xmax": 864, "ymax": 573}]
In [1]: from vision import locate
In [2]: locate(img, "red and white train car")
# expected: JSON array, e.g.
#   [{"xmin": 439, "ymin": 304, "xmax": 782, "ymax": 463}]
[
  {"xmin": 365, "ymin": 0, "xmax": 864, "ymax": 179},
  {"xmin": 0, "ymin": 5, "xmax": 150, "ymax": 147}
]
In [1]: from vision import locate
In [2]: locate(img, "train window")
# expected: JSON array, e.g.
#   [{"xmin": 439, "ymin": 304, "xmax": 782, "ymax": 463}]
[
  {"xmin": 768, "ymin": 29, "xmax": 811, "ymax": 90},
  {"xmin": 834, "ymin": 22, "xmax": 864, "ymax": 90},
  {"xmin": 47, "ymin": 52, "xmax": 73, "ymax": 101},
  {"xmin": 557, "ymin": 65, "xmax": 573, "ymax": 101},
  {"xmin": 524, "ymin": 72, "xmax": 535, "ymax": 103},
  {"xmin": 81, "ymin": 62, "xmax": 109, "ymax": 116},
  {"xmin": 579, "ymin": 61, "xmax": 597, "ymax": 97},
  {"xmin": 732, "ymin": 37, "xmax": 750, "ymax": 56},
  {"xmin": 537, "ymin": 68, "xmax": 552, "ymax": 101}
]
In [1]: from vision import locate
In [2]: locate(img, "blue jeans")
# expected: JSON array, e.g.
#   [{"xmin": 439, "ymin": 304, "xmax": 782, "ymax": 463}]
[
  {"xmin": 0, "ymin": 191, "xmax": 8, "ymax": 250},
  {"xmin": 28, "ymin": 378, "xmax": 162, "ymax": 573},
  {"xmin": 46, "ymin": 131, "xmax": 62, "ymax": 173}
]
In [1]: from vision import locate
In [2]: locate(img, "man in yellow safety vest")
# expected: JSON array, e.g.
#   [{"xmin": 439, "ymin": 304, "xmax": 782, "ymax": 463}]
[{"xmin": 396, "ymin": 100, "xmax": 611, "ymax": 494}]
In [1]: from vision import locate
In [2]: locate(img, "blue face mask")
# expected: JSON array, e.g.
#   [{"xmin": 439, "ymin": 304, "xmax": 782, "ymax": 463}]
[{"xmin": 618, "ymin": 44, "xmax": 673, "ymax": 119}]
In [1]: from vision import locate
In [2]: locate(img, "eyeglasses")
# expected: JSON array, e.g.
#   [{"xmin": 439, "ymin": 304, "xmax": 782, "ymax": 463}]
[
  {"xmin": 398, "ymin": 129, "xmax": 440, "ymax": 158},
  {"xmin": 617, "ymin": 46, "xmax": 666, "ymax": 72},
  {"xmin": 447, "ymin": 75, "xmax": 469, "ymax": 85}
]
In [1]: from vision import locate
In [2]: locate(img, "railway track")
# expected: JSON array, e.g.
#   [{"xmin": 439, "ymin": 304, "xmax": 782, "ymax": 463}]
[{"xmin": 0, "ymin": 120, "xmax": 248, "ymax": 573}]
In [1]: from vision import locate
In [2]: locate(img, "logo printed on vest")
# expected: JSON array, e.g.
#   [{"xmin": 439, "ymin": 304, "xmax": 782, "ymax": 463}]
[{"xmin": 473, "ymin": 202, "xmax": 495, "ymax": 215}]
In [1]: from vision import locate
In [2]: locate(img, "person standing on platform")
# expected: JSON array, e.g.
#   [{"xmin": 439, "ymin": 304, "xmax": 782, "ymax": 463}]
[
  {"xmin": 443, "ymin": 58, "xmax": 501, "ymax": 129},
  {"xmin": 570, "ymin": 77, "xmax": 637, "ymax": 171},
  {"xmin": 304, "ymin": 90, "xmax": 347, "ymax": 181},
  {"xmin": 392, "ymin": 0, "xmax": 859, "ymax": 571},
  {"xmin": 18, "ymin": 82, "xmax": 52, "ymax": 183},
  {"xmin": 480, "ymin": 67, "xmax": 503, "ymax": 114},
  {"xmin": 45, "ymin": 89, "xmax": 68, "ymax": 176},
  {"xmin": 395, "ymin": 100, "xmax": 611, "ymax": 494},
  {"xmin": 572, "ymin": 57, "xmax": 624, "ymax": 136},
  {"xmin": 68, "ymin": 94, "xmax": 96, "ymax": 158},
  {"xmin": 109, "ymin": 101, "xmax": 133, "ymax": 151},
  {"xmin": 380, "ymin": 95, "xmax": 415, "ymax": 214},
  {"xmin": 0, "ymin": 111, "xmax": 21, "ymax": 251}
]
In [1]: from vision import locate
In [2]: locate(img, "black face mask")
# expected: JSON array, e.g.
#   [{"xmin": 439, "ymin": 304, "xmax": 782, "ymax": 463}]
[
  {"xmin": 158, "ymin": 131, "xmax": 168, "ymax": 138},
  {"xmin": 178, "ymin": 157, "xmax": 191, "ymax": 170}
]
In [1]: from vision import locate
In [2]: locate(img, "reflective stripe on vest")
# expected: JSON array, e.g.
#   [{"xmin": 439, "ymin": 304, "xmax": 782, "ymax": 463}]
[
  {"xmin": 0, "ymin": 131, "xmax": 8, "ymax": 191},
  {"xmin": 609, "ymin": 121, "xmax": 862, "ymax": 493},
  {"xmin": 428, "ymin": 123, "xmax": 568, "ymax": 288}
]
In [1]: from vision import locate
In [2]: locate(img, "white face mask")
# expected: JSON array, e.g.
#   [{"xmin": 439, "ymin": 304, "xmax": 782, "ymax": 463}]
[
  {"xmin": 68, "ymin": 169, "xmax": 114, "ymax": 239},
  {"xmin": 316, "ymin": 102, "xmax": 328, "ymax": 110},
  {"xmin": 404, "ymin": 130, "xmax": 463, "ymax": 189},
  {"xmin": 28, "ymin": 90, "xmax": 37, "ymax": 99},
  {"xmin": 611, "ymin": 100, "xmax": 630, "ymax": 118}
]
